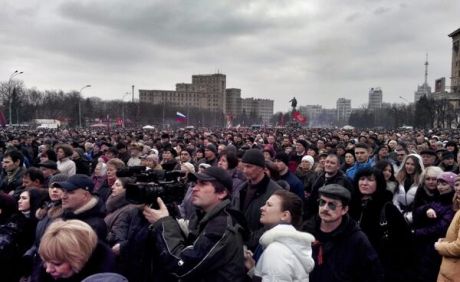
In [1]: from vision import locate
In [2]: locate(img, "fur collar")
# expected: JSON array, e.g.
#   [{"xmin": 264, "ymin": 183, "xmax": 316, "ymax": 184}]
[
  {"xmin": 260, "ymin": 224, "xmax": 315, "ymax": 248},
  {"xmin": 74, "ymin": 196, "xmax": 98, "ymax": 215}
]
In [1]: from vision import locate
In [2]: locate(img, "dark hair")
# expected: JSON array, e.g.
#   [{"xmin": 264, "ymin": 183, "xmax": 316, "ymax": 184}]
[
  {"xmin": 42, "ymin": 149, "xmax": 57, "ymax": 162},
  {"xmin": 55, "ymin": 144, "xmax": 74, "ymax": 157},
  {"xmin": 374, "ymin": 160, "xmax": 396, "ymax": 182},
  {"xmin": 20, "ymin": 189, "xmax": 43, "ymax": 217},
  {"xmin": 117, "ymin": 177, "xmax": 135, "ymax": 189},
  {"xmin": 24, "ymin": 167, "xmax": 45, "ymax": 185},
  {"xmin": 209, "ymin": 180, "xmax": 230, "ymax": 199},
  {"xmin": 272, "ymin": 189, "xmax": 303, "ymax": 229},
  {"xmin": 3, "ymin": 150, "xmax": 24, "ymax": 166},
  {"xmin": 219, "ymin": 150, "xmax": 239, "ymax": 170},
  {"xmin": 354, "ymin": 167, "xmax": 387, "ymax": 199},
  {"xmin": 355, "ymin": 143, "xmax": 370, "ymax": 150},
  {"xmin": 265, "ymin": 160, "xmax": 280, "ymax": 181}
]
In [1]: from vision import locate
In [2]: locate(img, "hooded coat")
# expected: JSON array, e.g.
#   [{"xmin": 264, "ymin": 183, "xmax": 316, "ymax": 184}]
[{"xmin": 255, "ymin": 224, "xmax": 315, "ymax": 281}]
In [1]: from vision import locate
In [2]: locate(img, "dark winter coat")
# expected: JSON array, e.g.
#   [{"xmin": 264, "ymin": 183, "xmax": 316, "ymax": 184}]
[
  {"xmin": 412, "ymin": 191, "xmax": 455, "ymax": 282},
  {"xmin": 232, "ymin": 175, "xmax": 282, "ymax": 250},
  {"xmin": 349, "ymin": 190, "xmax": 393, "ymax": 252},
  {"xmin": 302, "ymin": 214, "xmax": 384, "ymax": 282},
  {"xmin": 279, "ymin": 170, "xmax": 305, "ymax": 199},
  {"xmin": 295, "ymin": 167, "xmax": 317, "ymax": 198},
  {"xmin": 104, "ymin": 192, "xmax": 137, "ymax": 246},
  {"xmin": 0, "ymin": 167, "xmax": 26, "ymax": 194},
  {"xmin": 150, "ymin": 199, "xmax": 247, "ymax": 282},
  {"xmin": 119, "ymin": 207, "xmax": 161, "ymax": 282},
  {"xmin": 95, "ymin": 179, "xmax": 112, "ymax": 204},
  {"xmin": 0, "ymin": 213, "xmax": 29, "ymax": 282},
  {"xmin": 74, "ymin": 157, "xmax": 91, "ymax": 176},
  {"xmin": 61, "ymin": 197, "xmax": 107, "ymax": 240}
]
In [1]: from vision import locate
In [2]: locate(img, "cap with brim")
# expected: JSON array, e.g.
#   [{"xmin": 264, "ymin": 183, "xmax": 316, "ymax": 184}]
[
  {"xmin": 189, "ymin": 167, "xmax": 233, "ymax": 193},
  {"xmin": 38, "ymin": 160, "xmax": 58, "ymax": 170},
  {"xmin": 319, "ymin": 184, "xmax": 351, "ymax": 202},
  {"xmin": 419, "ymin": 149, "xmax": 437, "ymax": 157},
  {"xmin": 54, "ymin": 174, "xmax": 94, "ymax": 193}
]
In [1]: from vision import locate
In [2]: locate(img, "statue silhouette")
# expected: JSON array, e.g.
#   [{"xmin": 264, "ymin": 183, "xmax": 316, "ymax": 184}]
[{"xmin": 289, "ymin": 97, "xmax": 297, "ymax": 110}]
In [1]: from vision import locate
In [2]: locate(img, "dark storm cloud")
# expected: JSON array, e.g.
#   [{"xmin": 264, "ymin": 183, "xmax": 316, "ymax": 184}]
[{"xmin": 0, "ymin": 0, "xmax": 459, "ymax": 111}]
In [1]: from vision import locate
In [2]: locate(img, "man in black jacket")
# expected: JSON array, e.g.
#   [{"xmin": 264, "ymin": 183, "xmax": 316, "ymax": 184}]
[
  {"xmin": 303, "ymin": 184, "xmax": 383, "ymax": 282},
  {"xmin": 232, "ymin": 149, "xmax": 281, "ymax": 250},
  {"xmin": 144, "ymin": 167, "xmax": 246, "ymax": 282},
  {"xmin": 55, "ymin": 174, "xmax": 107, "ymax": 240}
]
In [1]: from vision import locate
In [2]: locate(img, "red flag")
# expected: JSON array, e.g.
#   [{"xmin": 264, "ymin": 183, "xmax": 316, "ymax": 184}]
[{"xmin": 292, "ymin": 111, "xmax": 307, "ymax": 124}]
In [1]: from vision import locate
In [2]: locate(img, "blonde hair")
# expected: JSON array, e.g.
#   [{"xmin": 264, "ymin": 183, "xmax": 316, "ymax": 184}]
[
  {"xmin": 39, "ymin": 220, "xmax": 97, "ymax": 273},
  {"xmin": 107, "ymin": 158, "xmax": 125, "ymax": 170},
  {"xmin": 421, "ymin": 166, "xmax": 443, "ymax": 180}
]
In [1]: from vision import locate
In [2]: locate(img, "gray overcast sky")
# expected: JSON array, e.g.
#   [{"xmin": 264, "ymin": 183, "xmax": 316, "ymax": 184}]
[{"xmin": 1, "ymin": 0, "xmax": 459, "ymax": 112}]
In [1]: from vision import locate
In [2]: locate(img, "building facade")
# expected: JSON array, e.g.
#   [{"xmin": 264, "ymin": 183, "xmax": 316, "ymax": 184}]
[
  {"xmin": 368, "ymin": 87, "xmax": 383, "ymax": 111},
  {"xmin": 336, "ymin": 98, "xmax": 351, "ymax": 124},
  {"xmin": 449, "ymin": 28, "xmax": 460, "ymax": 93},
  {"xmin": 139, "ymin": 73, "xmax": 274, "ymax": 123},
  {"xmin": 139, "ymin": 73, "xmax": 226, "ymax": 113},
  {"xmin": 225, "ymin": 88, "xmax": 242, "ymax": 117}
]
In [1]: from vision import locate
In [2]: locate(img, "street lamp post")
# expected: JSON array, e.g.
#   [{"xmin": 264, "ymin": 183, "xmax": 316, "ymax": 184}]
[
  {"xmin": 78, "ymin": 85, "xmax": 91, "ymax": 127},
  {"xmin": 122, "ymin": 92, "xmax": 130, "ymax": 128},
  {"xmin": 8, "ymin": 70, "xmax": 24, "ymax": 125}
]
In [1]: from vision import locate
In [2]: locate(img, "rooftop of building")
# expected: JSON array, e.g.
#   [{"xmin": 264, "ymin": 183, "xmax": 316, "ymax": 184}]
[{"xmin": 448, "ymin": 27, "xmax": 460, "ymax": 38}]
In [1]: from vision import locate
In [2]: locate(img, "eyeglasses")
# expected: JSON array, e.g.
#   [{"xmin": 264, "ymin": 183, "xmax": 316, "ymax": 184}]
[{"xmin": 318, "ymin": 199, "xmax": 342, "ymax": 211}]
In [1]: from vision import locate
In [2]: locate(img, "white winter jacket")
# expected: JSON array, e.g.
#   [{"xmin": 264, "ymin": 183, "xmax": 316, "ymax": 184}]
[
  {"xmin": 255, "ymin": 224, "xmax": 315, "ymax": 282},
  {"xmin": 393, "ymin": 183, "xmax": 418, "ymax": 223}
]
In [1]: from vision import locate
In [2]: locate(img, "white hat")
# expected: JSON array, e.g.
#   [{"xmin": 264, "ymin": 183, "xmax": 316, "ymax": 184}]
[
  {"xmin": 301, "ymin": 155, "xmax": 315, "ymax": 166},
  {"xmin": 181, "ymin": 162, "xmax": 196, "ymax": 174}
]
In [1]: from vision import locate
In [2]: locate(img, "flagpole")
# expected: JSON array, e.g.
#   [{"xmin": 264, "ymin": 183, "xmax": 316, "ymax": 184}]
[
  {"xmin": 162, "ymin": 100, "xmax": 165, "ymax": 129},
  {"xmin": 186, "ymin": 104, "xmax": 189, "ymax": 126}
]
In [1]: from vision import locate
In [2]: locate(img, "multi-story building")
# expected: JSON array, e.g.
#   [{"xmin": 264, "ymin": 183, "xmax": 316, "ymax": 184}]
[
  {"xmin": 336, "ymin": 98, "xmax": 351, "ymax": 123},
  {"xmin": 225, "ymin": 88, "xmax": 242, "ymax": 117},
  {"xmin": 254, "ymin": 99, "xmax": 274, "ymax": 123},
  {"xmin": 139, "ymin": 73, "xmax": 226, "ymax": 113},
  {"xmin": 449, "ymin": 28, "xmax": 460, "ymax": 93},
  {"xmin": 368, "ymin": 87, "xmax": 383, "ymax": 111},
  {"xmin": 139, "ymin": 74, "xmax": 274, "ymax": 123},
  {"xmin": 241, "ymin": 98, "xmax": 274, "ymax": 123}
]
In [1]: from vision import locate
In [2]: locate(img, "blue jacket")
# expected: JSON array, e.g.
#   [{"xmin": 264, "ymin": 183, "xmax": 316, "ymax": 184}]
[
  {"xmin": 280, "ymin": 170, "xmax": 305, "ymax": 199},
  {"xmin": 346, "ymin": 159, "xmax": 374, "ymax": 182}
]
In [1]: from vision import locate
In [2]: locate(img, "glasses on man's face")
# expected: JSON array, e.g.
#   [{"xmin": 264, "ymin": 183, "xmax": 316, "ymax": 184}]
[{"xmin": 318, "ymin": 198, "xmax": 342, "ymax": 211}]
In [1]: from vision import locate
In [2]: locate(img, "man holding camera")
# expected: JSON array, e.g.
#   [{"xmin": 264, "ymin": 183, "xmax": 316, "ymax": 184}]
[{"xmin": 143, "ymin": 167, "xmax": 246, "ymax": 282}]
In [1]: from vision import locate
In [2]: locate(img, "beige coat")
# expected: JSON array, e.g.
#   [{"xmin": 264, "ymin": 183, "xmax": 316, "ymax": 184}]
[{"xmin": 436, "ymin": 209, "xmax": 460, "ymax": 282}]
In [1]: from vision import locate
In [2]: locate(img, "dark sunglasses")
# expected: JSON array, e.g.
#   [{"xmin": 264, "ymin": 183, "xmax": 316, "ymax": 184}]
[{"xmin": 318, "ymin": 199, "xmax": 342, "ymax": 211}]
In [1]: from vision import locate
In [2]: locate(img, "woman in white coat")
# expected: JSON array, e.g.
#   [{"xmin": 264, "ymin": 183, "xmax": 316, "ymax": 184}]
[
  {"xmin": 245, "ymin": 189, "xmax": 315, "ymax": 281},
  {"xmin": 393, "ymin": 154, "xmax": 424, "ymax": 224}
]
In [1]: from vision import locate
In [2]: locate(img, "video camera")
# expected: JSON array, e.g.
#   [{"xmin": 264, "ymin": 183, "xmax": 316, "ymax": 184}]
[{"xmin": 116, "ymin": 166, "xmax": 187, "ymax": 208}]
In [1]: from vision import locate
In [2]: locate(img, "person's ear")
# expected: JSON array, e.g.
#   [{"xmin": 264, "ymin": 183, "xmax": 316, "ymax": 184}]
[
  {"xmin": 281, "ymin": 210, "xmax": 292, "ymax": 223},
  {"xmin": 217, "ymin": 190, "xmax": 228, "ymax": 200}
]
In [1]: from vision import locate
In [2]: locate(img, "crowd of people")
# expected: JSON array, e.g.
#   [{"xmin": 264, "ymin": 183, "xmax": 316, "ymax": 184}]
[{"xmin": 0, "ymin": 126, "xmax": 460, "ymax": 281}]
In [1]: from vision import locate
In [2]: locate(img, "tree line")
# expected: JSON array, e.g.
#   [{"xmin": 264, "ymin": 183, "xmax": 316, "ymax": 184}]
[
  {"xmin": 348, "ymin": 95, "xmax": 459, "ymax": 129},
  {"xmin": 1, "ymin": 80, "xmax": 265, "ymax": 128}
]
